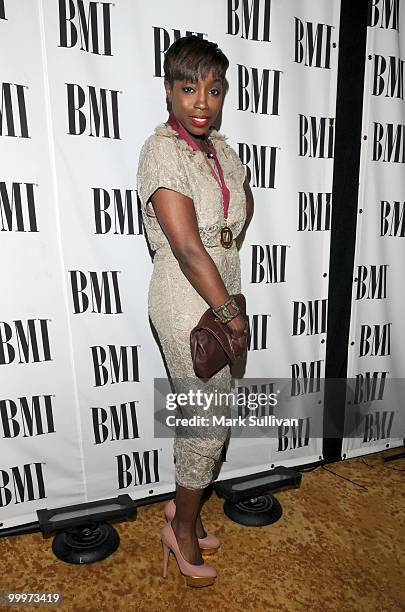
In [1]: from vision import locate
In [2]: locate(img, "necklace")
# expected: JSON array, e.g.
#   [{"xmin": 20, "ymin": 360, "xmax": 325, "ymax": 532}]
[
  {"xmin": 167, "ymin": 112, "xmax": 233, "ymax": 249},
  {"xmin": 202, "ymin": 135, "xmax": 233, "ymax": 249}
]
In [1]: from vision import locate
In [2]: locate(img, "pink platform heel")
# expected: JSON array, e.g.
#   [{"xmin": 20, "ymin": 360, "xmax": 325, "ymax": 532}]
[
  {"xmin": 163, "ymin": 499, "xmax": 220, "ymax": 554},
  {"xmin": 161, "ymin": 521, "xmax": 217, "ymax": 587}
]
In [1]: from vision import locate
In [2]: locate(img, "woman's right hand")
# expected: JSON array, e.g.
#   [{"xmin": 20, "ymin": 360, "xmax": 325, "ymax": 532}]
[{"xmin": 227, "ymin": 314, "xmax": 248, "ymax": 353}]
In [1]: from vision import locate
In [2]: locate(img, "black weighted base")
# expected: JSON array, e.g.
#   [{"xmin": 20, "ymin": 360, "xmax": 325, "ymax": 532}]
[
  {"xmin": 223, "ymin": 492, "xmax": 283, "ymax": 527},
  {"xmin": 52, "ymin": 521, "xmax": 119, "ymax": 564}
]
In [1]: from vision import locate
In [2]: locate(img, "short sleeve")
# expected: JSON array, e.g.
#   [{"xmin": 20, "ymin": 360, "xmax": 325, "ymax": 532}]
[{"xmin": 136, "ymin": 135, "xmax": 193, "ymax": 217}]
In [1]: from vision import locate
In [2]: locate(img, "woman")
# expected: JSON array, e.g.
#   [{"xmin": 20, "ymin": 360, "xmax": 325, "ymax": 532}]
[{"xmin": 137, "ymin": 36, "xmax": 254, "ymax": 587}]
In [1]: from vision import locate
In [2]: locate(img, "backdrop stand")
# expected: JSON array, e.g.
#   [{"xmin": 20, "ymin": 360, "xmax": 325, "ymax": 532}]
[
  {"xmin": 52, "ymin": 522, "xmax": 120, "ymax": 565},
  {"xmin": 37, "ymin": 495, "xmax": 136, "ymax": 564},
  {"xmin": 223, "ymin": 492, "xmax": 283, "ymax": 527},
  {"xmin": 215, "ymin": 466, "xmax": 301, "ymax": 526}
]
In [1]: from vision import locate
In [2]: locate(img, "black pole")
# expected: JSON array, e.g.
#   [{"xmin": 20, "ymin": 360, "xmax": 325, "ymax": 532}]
[{"xmin": 323, "ymin": 0, "xmax": 369, "ymax": 461}]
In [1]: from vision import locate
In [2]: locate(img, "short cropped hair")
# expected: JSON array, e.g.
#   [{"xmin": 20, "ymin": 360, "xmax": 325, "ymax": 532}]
[{"xmin": 164, "ymin": 36, "xmax": 229, "ymax": 87}]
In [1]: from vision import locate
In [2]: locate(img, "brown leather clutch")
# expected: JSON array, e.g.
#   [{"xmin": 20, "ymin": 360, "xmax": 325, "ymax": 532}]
[{"xmin": 190, "ymin": 293, "xmax": 249, "ymax": 379}]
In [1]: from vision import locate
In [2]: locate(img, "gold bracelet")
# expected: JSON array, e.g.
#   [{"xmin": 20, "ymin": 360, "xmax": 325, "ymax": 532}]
[{"xmin": 212, "ymin": 297, "xmax": 240, "ymax": 324}]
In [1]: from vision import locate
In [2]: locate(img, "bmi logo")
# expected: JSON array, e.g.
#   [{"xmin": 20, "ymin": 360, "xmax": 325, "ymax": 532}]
[
  {"xmin": 117, "ymin": 449, "xmax": 160, "ymax": 487},
  {"xmin": 70, "ymin": 270, "xmax": 123, "ymax": 314},
  {"xmin": 354, "ymin": 371, "xmax": 388, "ymax": 404},
  {"xmin": 372, "ymin": 55, "xmax": 404, "ymax": 99},
  {"xmin": 294, "ymin": 18, "xmax": 333, "ymax": 69},
  {"xmin": 227, "ymin": 0, "xmax": 272, "ymax": 42},
  {"xmin": 292, "ymin": 299, "xmax": 327, "ymax": 335},
  {"xmin": 238, "ymin": 65, "xmax": 281, "ymax": 115},
  {"xmin": 0, "ymin": 463, "xmax": 46, "ymax": 506},
  {"xmin": 359, "ymin": 323, "xmax": 391, "ymax": 357},
  {"xmin": 247, "ymin": 314, "xmax": 271, "ymax": 350},
  {"xmin": 368, "ymin": 0, "xmax": 399, "ymax": 30},
  {"xmin": 91, "ymin": 401, "xmax": 140, "ymax": 443},
  {"xmin": 299, "ymin": 115, "xmax": 335, "ymax": 158},
  {"xmin": 251, "ymin": 244, "xmax": 287, "ymax": 283},
  {"xmin": 0, "ymin": 395, "xmax": 56, "ymax": 437},
  {"xmin": 0, "ymin": 83, "xmax": 29, "ymax": 138},
  {"xmin": 278, "ymin": 419, "xmax": 310, "ymax": 451},
  {"xmin": 291, "ymin": 360, "xmax": 323, "ymax": 395},
  {"xmin": 93, "ymin": 187, "xmax": 142, "ymax": 235},
  {"xmin": 0, "ymin": 182, "xmax": 38, "ymax": 232},
  {"xmin": 66, "ymin": 83, "xmax": 121, "ymax": 138},
  {"xmin": 153, "ymin": 28, "xmax": 206, "ymax": 77},
  {"xmin": 91, "ymin": 345, "xmax": 140, "ymax": 386},
  {"xmin": 0, "ymin": 319, "xmax": 51, "ymax": 365},
  {"xmin": 355, "ymin": 265, "xmax": 388, "ymax": 299},
  {"xmin": 380, "ymin": 200, "xmax": 405, "ymax": 236},
  {"xmin": 59, "ymin": 0, "xmax": 113, "ymax": 55},
  {"xmin": 362, "ymin": 411, "xmax": 394, "ymax": 442},
  {"xmin": 298, "ymin": 192, "xmax": 331, "ymax": 231},
  {"xmin": 372, "ymin": 123, "xmax": 405, "ymax": 162},
  {"xmin": 238, "ymin": 143, "xmax": 277, "ymax": 188},
  {"xmin": 234, "ymin": 381, "xmax": 276, "ymax": 418}
]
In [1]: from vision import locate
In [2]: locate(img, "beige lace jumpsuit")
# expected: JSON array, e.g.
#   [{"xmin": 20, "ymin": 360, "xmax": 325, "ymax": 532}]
[{"xmin": 137, "ymin": 121, "xmax": 247, "ymax": 489}]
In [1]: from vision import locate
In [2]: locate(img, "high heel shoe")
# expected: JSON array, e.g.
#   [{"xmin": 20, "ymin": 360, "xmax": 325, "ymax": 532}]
[
  {"xmin": 161, "ymin": 521, "xmax": 217, "ymax": 588},
  {"xmin": 163, "ymin": 499, "xmax": 220, "ymax": 554}
]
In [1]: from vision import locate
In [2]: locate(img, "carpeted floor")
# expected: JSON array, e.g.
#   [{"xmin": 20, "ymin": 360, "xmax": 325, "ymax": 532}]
[{"xmin": 0, "ymin": 449, "xmax": 404, "ymax": 612}]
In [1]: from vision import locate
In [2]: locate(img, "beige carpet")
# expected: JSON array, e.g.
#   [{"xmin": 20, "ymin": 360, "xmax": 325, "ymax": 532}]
[{"xmin": 0, "ymin": 449, "xmax": 404, "ymax": 612}]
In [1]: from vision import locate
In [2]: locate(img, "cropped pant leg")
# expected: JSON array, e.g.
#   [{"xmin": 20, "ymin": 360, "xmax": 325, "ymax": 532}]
[
  {"xmin": 154, "ymin": 328, "xmax": 231, "ymax": 490},
  {"xmin": 171, "ymin": 366, "xmax": 231, "ymax": 490},
  {"xmin": 149, "ymin": 258, "xmax": 231, "ymax": 490}
]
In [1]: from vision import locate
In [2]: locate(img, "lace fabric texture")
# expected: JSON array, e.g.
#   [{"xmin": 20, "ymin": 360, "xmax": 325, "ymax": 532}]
[
  {"xmin": 136, "ymin": 122, "xmax": 247, "ymax": 489},
  {"xmin": 137, "ymin": 122, "xmax": 247, "ymax": 250}
]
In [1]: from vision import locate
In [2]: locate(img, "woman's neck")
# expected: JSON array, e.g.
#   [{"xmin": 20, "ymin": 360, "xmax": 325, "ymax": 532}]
[
  {"xmin": 181, "ymin": 128, "xmax": 210, "ymax": 154},
  {"xmin": 167, "ymin": 112, "xmax": 211, "ymax": 154}
]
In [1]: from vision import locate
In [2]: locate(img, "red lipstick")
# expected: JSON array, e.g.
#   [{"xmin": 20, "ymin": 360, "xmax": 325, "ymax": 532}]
[{"xmin": 190, "ymin": 116, "xmax": 209, "ymax": 127}]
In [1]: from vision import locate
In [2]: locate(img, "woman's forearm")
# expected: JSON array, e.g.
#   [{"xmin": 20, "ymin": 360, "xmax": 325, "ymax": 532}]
[
  {"xmin": 177, "ymin": 249, "xmax": 231, "ymax": 309},
  {"xmin": 177, "ymin": 248, "xmax": 247, "ymax": 340}
]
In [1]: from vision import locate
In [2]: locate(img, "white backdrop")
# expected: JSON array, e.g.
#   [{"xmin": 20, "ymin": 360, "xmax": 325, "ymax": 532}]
[
  {"xmin": 0, "ymin": 0, "xmax": 340, "ymax": 529},
  {"xmin": 343, "ymin": 0, "xmax": 405, "ymax": 459}
]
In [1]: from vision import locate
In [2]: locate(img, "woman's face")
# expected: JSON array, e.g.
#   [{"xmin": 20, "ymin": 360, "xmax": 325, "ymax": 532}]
[{"xmin": 165, "ymin": 70, "xmax": 225, "ymax": 139}]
